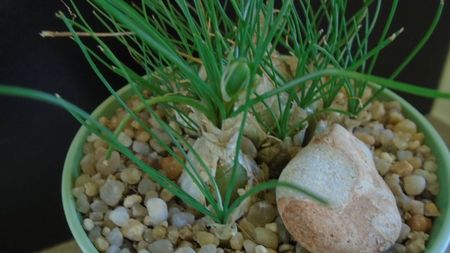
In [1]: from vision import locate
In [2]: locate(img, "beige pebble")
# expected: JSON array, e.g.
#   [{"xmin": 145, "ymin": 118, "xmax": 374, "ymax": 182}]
[
  {"xmin": 354, "ymin": 132, "xmax": 375, "ymax": 146},
  {"xmin": 84, "ymin": 182, "xmax": 98, "ymax": 197},
  {"xmin": 407, "ymin": 215, "xmax": 432, "ymax": 232},
  {"xmin": 264, "ymin": 223, "xmax": 277, "ymax": 233},
  {"xmin": 405, "ymin": 232, "xmax": 429, "ymax": 253},
  {"xmin": 406, "ymin": 157, "xmax": 422, "ymax": 170},
  {"xmin": 168, "ymin": 226, "xmax": 179, "ymax": 245},
  {"xmin": 94, "ymin": 236, "xmax": 109, "ymax": 252},
  {"xmin": 423, "ymin": 160, "xmax": 437, "ymax": 172},
  {"xmin": 394, "ymin": 119, "xmax": 417, "ymax": 134},
  {"xmin": 160, "ymin": 188, "xmax": 174, "ymax": 202},
  {"xmin": 238, "ymin": 218, "xmax": 256, "ymax": 239},
  {"xmin": 389, "ymin": 111, "xmax": 404, "ymax": 124},
  {"xmin": 194, "ymin": 231, "xmax": 219, "ymax": 246},
  {"xmin": 230, "ymin": 232, "xmax": 244, "ymax": 250},
  {"xmin": 278, "ymin": 243, "xmax": 294, "ymax": 252},
  {"xmin": 136, "ymin": 131, "xmax": 151, "ymax": 142},
  {"xmin": 124, "ymin": 194, "xmax": 142, "ymax": 208},
  {"xmin": 179, "ymin": 226, "xmax": 193, "ymax": 241},
  {"xmin": 243, "ymin": 240, "xmax": 257, "ymax": 253},
  {"xmin": 122, "ymin": 219, "xmax": 146, "ymax": 241},
  {"xmin": 370, "ymin": 101, "xmax": 386, "ymax": 121},
  {"xmin": 424, "ymin": 202, "xmax": 440, "ymax": 217},
  {"xmin": 75, "ymin": 174, "xmax": 91, "ymax": 187},
  {"xmin": 152, "ymin": 225, "xmax": 167, "ymax": 240},
  {"xmin": 390, "ymin": 160, "xmax": 413, "ymax": 176},
  {"xmin": 254, "ymin": 227, "xmax": 278, "ymax": 249},
  {"xmin": 120, "ymin": 167, "xmax": 142, "ymax": 185}
]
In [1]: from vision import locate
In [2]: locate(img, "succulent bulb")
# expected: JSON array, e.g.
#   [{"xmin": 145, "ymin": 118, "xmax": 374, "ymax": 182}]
[{"xmin": 220, "ymin": 59, "xmax": 251, "ymax": 102}]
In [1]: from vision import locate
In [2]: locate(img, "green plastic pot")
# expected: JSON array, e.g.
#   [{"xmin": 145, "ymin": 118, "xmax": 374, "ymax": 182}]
[{"xmin": 62, "ymin": 85, "xmax": 450, "ymax": 253}]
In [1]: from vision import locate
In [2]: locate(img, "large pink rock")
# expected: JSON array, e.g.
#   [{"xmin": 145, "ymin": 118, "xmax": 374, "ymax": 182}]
[{"xmin": 277, "ymin": 124, "xmax": 401, "ymax": 253}]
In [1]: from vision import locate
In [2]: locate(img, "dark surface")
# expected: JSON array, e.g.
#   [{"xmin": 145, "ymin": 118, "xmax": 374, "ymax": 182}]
[{"xmin": 0, "ymin": 1, "xmax": 449, "ymax": 252}]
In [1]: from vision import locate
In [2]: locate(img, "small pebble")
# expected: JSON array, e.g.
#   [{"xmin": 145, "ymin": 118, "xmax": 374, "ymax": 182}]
[
  {"xmin": 83, "ymin": 218, "xmax": 95, "ymax": 231},
  {"xmin": 194, "ymin": 231, "xmax": 219, "ymax": 247},
  {"xmin": 174, "ymin": 247, "xmax": 196, "ymax": 253},
  {"xmin": 138, "ymin": 178, "xmax": 158, "ymax": 195},
  {"xmin": 123, "ymin": 194, "xmax": 142, "ymax": 208},
  {"xmin": 85, "ymin": 182, "xmax": 98, "ymax": 197},
  {"xmin": 132, "ymin": 141, "xmax": 151, "ymax": 154},
  {"xmin": 150, "ymin": 139, "xmax": 166, "ymax": 154},
  {"xmin": 171, "ymin": 212, "xmax": 195, "ymax": 228},
  {"xmin": 424, "ymin": 202, "xmax": 440, "ymax": 217},
  {"xmin": 80, "ymin": 154, "xmax": 96, "ymax": 175},
  {"xmin": 100, "ymin": 178, "xmax": 125, "ymax": 206},
  {"xmin": 255, "ymin": 245, "xmax": 268, "ymax": 253},
  {"xmin": 136, "ymin": 131, "xmax": 151, "ymax": 142},
  {"xmin": 403, "ymin": 174, "xmax": 426, "ymax": 196},
  {"xmin": 132, "ymin": 204, "xmax": 147, "ymax": 218},
  {"xmin": 148, "ymin": 239, "xmax": 174, "ymax": 253},
  {"xmin": 106, "ymin": 245, "xmax": 121, "ymax": 253},
  {"xmin": 246, "ymin": 201, "xmax": 277, "ymax": 227},
  {"xmin": 199, "ymin": 245, "xmax": 217, "ymax": 253},
  {"xmin": 91, "ymin": 199, "xmax": 109, "ymax": 212},
  {"xmin": 394, "ymin": 119, "xmax": 417, "ymax": 134},
  {"xmin": 95, "ymin": 236, "xmax": 110, "ymax": 252},
  {"xmin": 407, "ymin": 215, "xmax": 432, "ymax": 232},
  {"xmin": 152, "ymin": 225, "xmax": 167, "ymax": 240},
  {"xmin": 230, "ymin": 232, "xmax": 244, "ymax": 250},
  {"xmin": 145, "ymin": 198, "xmax": 169, "ymax": 226},
  {"xmin": 118, "ymin": 132, "xmax": 133, "ymax": 147},
  {"xmin": 397, "ymin": 223, "xmax": 411, "ymax": 243},
  {"xmin": 160, "ymin": 188, "xmax": 174, "ymax": 202},
  {"xmin": 109, "ymin": 206, "xmax": 130, "ymax": 227},
  {"xmin": 122, "ymin": 219, "xmax": 146, "ymax": 241},
  {"xmin": 160, "ymin": 156, "xmax": 184, "ymax": 180},
  {"xmin": 107, "ymin": 227, "xmax": 124, "ymax": 247},
  {"xmin": 390, "ymin": 160, "xmax": 413, "ymax": 176},
  {"xmin": 253, "ymin": 227, "xmax": 278, "ymax": 249},
  {"xmin": 243, "ymin": 240, "xmax": 257, "ymax": 253},
  {"xmin": 75, "ymin": 193, "xmax": 90, "ymax": 214},
  {"xmin": 96, "ymin": 151, "xmax": 121, "ymax": 176},
  {"xmin": 120, "ymin": 167, "xmax": 142, "ymax": 185}
]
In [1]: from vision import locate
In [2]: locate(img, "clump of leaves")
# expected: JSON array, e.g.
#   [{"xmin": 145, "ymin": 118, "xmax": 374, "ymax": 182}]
[{"xmin": 1, "ymin": 0, "xmax": 450, "ymax": 226}]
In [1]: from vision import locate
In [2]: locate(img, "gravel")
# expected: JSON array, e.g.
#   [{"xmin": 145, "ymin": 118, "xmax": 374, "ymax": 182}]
[{"xmin": 74, "ymin": 95, "xmax": 440, "ymax": 253}]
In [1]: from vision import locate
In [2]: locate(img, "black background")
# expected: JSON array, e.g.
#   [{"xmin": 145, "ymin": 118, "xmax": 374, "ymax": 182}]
[{"xmin": 0, "ymin": 1, "xmax": 449, "ymax": 252}]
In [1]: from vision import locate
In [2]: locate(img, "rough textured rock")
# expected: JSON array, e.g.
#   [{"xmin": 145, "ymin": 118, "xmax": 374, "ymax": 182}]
[{"xmin": 277, "ymin": 124, "xmax": 401, "ymax": 253}]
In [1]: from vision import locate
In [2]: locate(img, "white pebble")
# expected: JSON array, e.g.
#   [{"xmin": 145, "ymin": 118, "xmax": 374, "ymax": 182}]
[
  {"xmin": 243, "ymin": 240, "xmax": 257, "ymax": 253},
  {"xmin": 199, "ymin": 245, "xmax": 217, "ymax": 253},
  {"xmin": 100, "ymin": 179, "xmax": 125, "ymax": 206},
  {"xmin": 107, "ymin": 227, "xmax": 123, "ymax": 246},
  {"xmin": 83, "ymin": 218, "xmax": 94, "ymax": 231},
  {"xmin": 174, "ymin": 247, "xmax": 196, "ymax": 253},
  {"xmin": 404, "ymin": 175, "xmax": 427, "ymax": 196},
  {"xmin": 109, "ymin": 207, "xmax": 130, "ymax": 227},
  {"xmin": 132, "ymin": 141, "xmax": 151, "ymax": 154},
  {"xmin": 118, "ymin": 132, "xmax": 133, "ymax": 147},
  {"xmin": 106, "ymin": 245, "xmax": 121, "ymax": 253},
  {"xmin": 171, "ymin": 212, "xmax": 195, "ymax": 228},
  {"xmin": 148, "ymin": 239, "xmax": 174, "ymax": 253},
  {"xmin": 255, "ymin": 245, "xmax": 268, "ymax": 253},
  {"xmin": 145, "ymin": 198, "xmax": 168, "ymax": 226}
]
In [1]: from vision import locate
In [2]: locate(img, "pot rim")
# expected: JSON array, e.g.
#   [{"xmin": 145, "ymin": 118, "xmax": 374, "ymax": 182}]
[{"xmin": 62, "ymin": 85, "xmax": 450, "ymax": 253}]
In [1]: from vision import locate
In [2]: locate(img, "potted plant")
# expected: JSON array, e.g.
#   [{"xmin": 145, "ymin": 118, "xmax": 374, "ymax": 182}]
[{"xmin": 1, "ymin": 0, "xmax": 450, "ymax": 252}]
